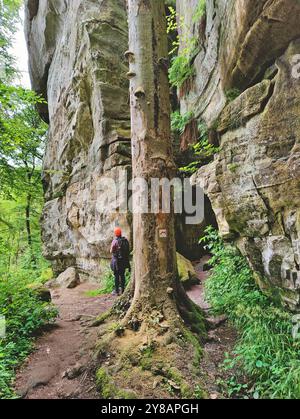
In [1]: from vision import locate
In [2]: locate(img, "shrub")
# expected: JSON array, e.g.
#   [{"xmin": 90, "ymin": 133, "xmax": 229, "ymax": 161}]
[
  {"xmin": 0, "ymin": 274, "xmax": 57, "ymax": 398},
  {"xmin": 202, "ymin": 227, "xmax": 300, "ymax": 399},
  {"xmin": 166, "ymin": 4, "xmax": 199, "ymax": 89},
  {"xmin": 169, "ymin": 54, "xmax": 196, "ymax": 88},
  {"xmin": 179, "ymin": 120, "xmax": 219, "ymax": 174},
  {"xmin": 171, "ymin": 110, "xmax": 194, "ymax": 134}
]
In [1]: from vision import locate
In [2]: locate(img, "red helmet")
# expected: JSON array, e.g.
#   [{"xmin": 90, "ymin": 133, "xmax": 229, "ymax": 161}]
[{"xmin": 114, "ymin": 227, "xmax": 122, "ymax": 237}]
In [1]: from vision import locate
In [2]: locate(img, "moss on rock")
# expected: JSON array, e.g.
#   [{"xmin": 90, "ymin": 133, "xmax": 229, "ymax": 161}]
[
  {"xmin": 177, "ymin": 253, "xmax": 199, "ymax": 288},
  {"xmin": 96, "ymin": 367, "xmax": 137, "ymax": 399}
]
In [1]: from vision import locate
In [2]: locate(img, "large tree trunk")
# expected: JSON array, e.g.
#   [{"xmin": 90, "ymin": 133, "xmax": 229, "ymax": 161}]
[
  {"xmin": 94, "ymin": 1, "xmax": 206, "ymax": 398},
  {"xmin": 122, "ymin": 0, "xmax": 204, "ymax": 336},
  {"xmin": 126, "ymin": 0, "xmax": 178, "ymax": 324}
]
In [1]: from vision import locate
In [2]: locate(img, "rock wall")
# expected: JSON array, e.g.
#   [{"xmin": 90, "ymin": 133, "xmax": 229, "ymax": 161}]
[
  {"xmin": 25, "ymin": 0, "xmax": 214, "ymax": 278},
  {"xmin": 178, "ymin": 0, "xmax": 300, "ymax": 310},
  {"xmin": 25, "ymin": 0, "xmax": 300, "ymax": 304},
  {"xmin": 25, "ymin": 0, "xmax": 131, "ymax": 279}
]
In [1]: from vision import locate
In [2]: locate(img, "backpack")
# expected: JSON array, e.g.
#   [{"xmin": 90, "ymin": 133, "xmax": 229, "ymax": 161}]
[{"xmin": 116, "ymin": 237, "xmax": 130, "ymax": 263}]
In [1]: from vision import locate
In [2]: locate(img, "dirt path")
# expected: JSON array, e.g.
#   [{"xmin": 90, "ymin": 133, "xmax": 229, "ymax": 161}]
[
  {"xmin": 188, "ymin": 257, "xmax": 238, "ymax": 399},
  {"xmin": 15, "ymin": 283, "xmax": 115, "ymax": 399},
  {"xmin": 15, "ymin": 258, "xmax": 236, "ymax": 400}
]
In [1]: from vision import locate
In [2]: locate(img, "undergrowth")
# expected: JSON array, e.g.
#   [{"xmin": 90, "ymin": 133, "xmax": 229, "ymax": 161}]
[
  {"xmin": 201, "ymin": 226, "xmax": 300, "ymax": 400},
  {"xmin": 171, "ymin": 110, "xmax": 194, "ymax": 134},
  {"xmin": 167, "ymin": 4, "xmax": 203, "ymax": 89},
  {"xmin": 86, "ymin": 269, "xmax": 131, "ymax": 297},
  {"xmin": 0, "ymin": 272, "xmax": 58, "ymax": 399},
  {"xmin": 179, "ymin": 120, "xmax": 219, "ymax": 174}
]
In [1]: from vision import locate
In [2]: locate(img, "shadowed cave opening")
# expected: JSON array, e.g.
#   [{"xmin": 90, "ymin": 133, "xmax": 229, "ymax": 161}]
[{"xmin": 175, "ymin": 192, "xmax": 218, "ymax": 261}]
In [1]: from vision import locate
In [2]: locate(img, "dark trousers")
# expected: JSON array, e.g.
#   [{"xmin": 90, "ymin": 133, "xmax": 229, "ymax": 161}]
[{"xmin": 114, "ymin": 269, "xmax": 126, "ymax": 293}]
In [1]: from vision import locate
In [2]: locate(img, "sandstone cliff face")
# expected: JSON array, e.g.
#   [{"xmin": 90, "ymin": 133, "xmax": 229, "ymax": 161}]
[
  {"xmin": 26, "ymin": 0, "xmax": 300, "ymax": 307},
  {"xmin": 25, "ymin": 0, "xmax": 131, "ymax": 278},
  {"xmin": 179, "ymin": 0, "xmax": 300, "ymax": 309},
  {"xmin": 25, "ymin": 0, "xmax": 213, "ymax": 278}
]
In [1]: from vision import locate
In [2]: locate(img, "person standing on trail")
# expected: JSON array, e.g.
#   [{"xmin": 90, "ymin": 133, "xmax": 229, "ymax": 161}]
[{"xmin": 110, "ymin": 227, "xmax": 131, "ymax": 296}]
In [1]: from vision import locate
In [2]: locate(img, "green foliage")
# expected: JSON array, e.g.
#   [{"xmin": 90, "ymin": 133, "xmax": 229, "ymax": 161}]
[
  {"xmin": 0, "ymin": 1, "xmax": 58, "ymax": 400},
  {"xmin": 171, "ymin": 110, "xmax": 194, "ymax": 134},
  {"xmin": 0, "ymin": 85, "xmax": 47, "ymax": 196},
  {"xmin": 193, "ymin": 0, "xmax": 207, "ymax": 23},
  {"xmin": 166, "ymin": 5, "xmax": 179, "ymax": 56},
  {"xmin": 193, "ymin": 121, "xmax": 219, "ymax": 158},
  {"xmin": 0, "ymin": 195, "xmax": 56, "ymax": 400},
  {"xmin": 0, "ymin": 198, "xmax": 48, "ymax": 274},
  {"xmin": 0, "ymin": 273, "xmax": 58, "ymax": 398},
  {"xmin": 167, "ymin": 5, "xmax": 199, "ymax": 88},
  {"xmin": 169, "ymin": 54, "xmax": 197, "ymax": 88},
  {"xmin": 0, "ymin": 0, "xmax": 22, "ymax": 80},
  {"xmin": 225, "ymin": 88, "xmax": 241, "ymax": 103},
  {"xmin": 0, "ymin": 2, "xmax": 47, "ymax": 199},
  {"xmin": 85, "ymin": 269, "xmax": 131, "ymax": 297},
  {"xmin": 179, "ymin": 121, "xmax": 219, "ymax": 174},
  {"xmin": 202, "ymin": 227, "xmax": 300, "ymax": 399}
]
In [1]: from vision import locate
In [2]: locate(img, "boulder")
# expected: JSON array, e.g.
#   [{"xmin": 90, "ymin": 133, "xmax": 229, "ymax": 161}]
[
  {"xmin": 55, "ymin": 267, "xmax": 80, "ymax": 289},
  {"xmin": 177, "ymin": 253, "xmax": 199, "ymax": 288}
]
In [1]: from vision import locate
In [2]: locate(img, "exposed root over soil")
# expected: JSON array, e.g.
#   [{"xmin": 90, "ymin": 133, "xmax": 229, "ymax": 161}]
[
  {"xmin": 94, "ymin": 318, "xmax": 206, "ymax": 399},
  {"xmin": 92, "ymin": 272, "xmax": 208, "ymax": 399}
]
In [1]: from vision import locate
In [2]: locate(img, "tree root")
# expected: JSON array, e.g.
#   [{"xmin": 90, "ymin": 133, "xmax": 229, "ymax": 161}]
[{"xmin": 92, "ymin": 282, "xmax": 208, "ymax": 399}]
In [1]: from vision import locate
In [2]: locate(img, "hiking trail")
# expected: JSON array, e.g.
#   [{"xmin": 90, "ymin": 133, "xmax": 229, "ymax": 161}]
[
  {"xmin": 15, "ymin": 283, "xmax": 115, "ymax": 399},
  {"xmin": 15, "ymin": 257, "xmax": 237, "ymax": 399}
]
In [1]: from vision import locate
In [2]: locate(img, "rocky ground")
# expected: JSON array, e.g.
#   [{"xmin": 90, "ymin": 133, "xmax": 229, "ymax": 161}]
[{"xmin": 14, "ymin": 258, "xmax": 237, "ymax": 399}]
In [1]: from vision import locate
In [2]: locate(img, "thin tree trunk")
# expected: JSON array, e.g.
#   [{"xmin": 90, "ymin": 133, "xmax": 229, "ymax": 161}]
[
  {"xmin": 25, "ymin": 193, "xmax": 33, "ymax": 248},
  {"xmin": 25, "ymin": 164, "xmax": 36, "ymax": 266}
]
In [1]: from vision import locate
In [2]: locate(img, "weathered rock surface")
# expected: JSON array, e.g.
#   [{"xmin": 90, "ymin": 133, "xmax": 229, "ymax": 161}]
[
  {"xmin": 25, "ymin": 0, "xmax": 132, "ymax": 279},
  {"xmin": 177, "ymin": 252, "xmax": 199, "ymax": 288},
  {"xmin": 25, "ymin": 0, "xmax": 300, "ymax": 309},
  {"xmin": 180, "ymin": 0, "xmax": 300, "ymax": 309},
  {"xmin": 54, "ymin": 267, "xmax": 80, "ymax": 289},
  {"xmin": 25, "ymin": 0, "xmax": 213, "ymax": 278}
]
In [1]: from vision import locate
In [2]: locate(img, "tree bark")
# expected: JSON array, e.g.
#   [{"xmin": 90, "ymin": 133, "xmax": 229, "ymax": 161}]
[
  {"xmin": 126, "ymin": 0, "xmax": 181, "ymax": 327},
  {"xmin": 94, "ymin": 2, "xmax": 206, "ymax": 398},
  {"xmin": 25, "ymin": 193, "xmax": 33, "ymax": 249},
  {"xmin": 25, "ymin": 164, "xmax": 36, "ymax": 265}
]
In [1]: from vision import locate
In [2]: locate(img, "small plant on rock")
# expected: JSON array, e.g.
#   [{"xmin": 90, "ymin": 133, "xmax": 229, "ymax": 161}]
[{"xmin": 179, "ymin": 120, "xmax": 219, "ymax": 174}]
